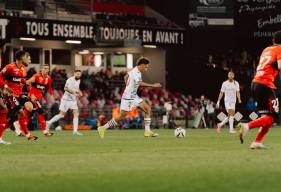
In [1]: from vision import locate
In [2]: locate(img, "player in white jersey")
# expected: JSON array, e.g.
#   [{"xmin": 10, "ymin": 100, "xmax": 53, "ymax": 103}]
[
  {"xmin": 46, "ymin": 69, "xmax": 83, "ymax": 136},
  {"xmin": 216, "ymin": 71, "xmax": 242, "ymax": 133},
  {"xmin": 98, "ymin": 57, "xmax": 162, "ymax": 138}
]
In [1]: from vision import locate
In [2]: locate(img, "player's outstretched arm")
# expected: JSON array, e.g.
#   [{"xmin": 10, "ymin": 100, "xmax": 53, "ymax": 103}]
[
  {"xmin": 76, "ymin": 89, "xmax": 83, "ymax": 97},
  {"xmin": 139, "ymin": 81, "xmax": 162, "ymax": 88},
  {"xmin": 216, "ymin": 92, "xmax": 224, "ymax": 108},
  {"xmin": 237, "ymin": 91, "xmax": 242, "ymax": 103},
  {"xmin": 124, "ymin": 74, "xmax": 129, "ymax": 84},
  {"xmin": 277, "ymin": 59, "xmax": 281, "ymax": 80},
  {"xmin": 64, "ymin": 86, "xmax": 75, "ymax": 94},
  {"xmin": 278, "ymin": 59, "xmax": 281, "ymax": 70}
]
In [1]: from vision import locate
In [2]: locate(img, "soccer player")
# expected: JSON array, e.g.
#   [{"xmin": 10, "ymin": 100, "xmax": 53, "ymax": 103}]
[
  {"xmin": 0, "ymin": 96, "xmax": 9, "ymax": 145},
  {"xmin": 0, "ymin": 72, "xmax": 12, "ymax": 145},
  {"xmin": 46, "ymin": 69, "xmax": 83, "ymax": 136},
  {"xmin": 216, "ymin": 71, "xmax": 241, "ymax": 133},
  {"xmin": 26, "ymin": 64, "xmax": 53, "ymax": 136},
  {"xmin": 238, "ymin": 31, "xmax": 281, "ymax": 149},
  {"xmin": 98, "ymin": 57, "xmax": 162, "ymax": 138},
  {"xmin": 1, "ymin": 50, "xmax": 38, "ymax": 140}
]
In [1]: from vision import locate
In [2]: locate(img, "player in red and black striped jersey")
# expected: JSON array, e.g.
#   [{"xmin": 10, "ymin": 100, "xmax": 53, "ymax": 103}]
[
  {"xmin": 238, "ymin": 31, "xmax": 281, "ymax": 149},
  {"xmin": 27, "ymin": 64, "xmax": 54, "ymax": 136},
  {"xmin": 1, "ymin": 50, "xmax": 38, "ymax": 141}
]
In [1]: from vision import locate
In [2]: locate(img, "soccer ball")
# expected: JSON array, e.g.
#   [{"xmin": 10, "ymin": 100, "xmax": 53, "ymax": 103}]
[{"xmin": 174, "ymin": 127, "xmax": 186, "ymax": 138}]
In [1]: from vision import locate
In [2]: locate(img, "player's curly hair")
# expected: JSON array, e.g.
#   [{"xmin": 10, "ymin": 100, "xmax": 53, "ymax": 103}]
[
  {"xmin": 137, "ymin": 57, "xmax": 150, "ymax": 66},
  {"xmin": 15, "ymin": 50, "xmax": 29, "ymax": 60},
  {"xmin": 273, "ymin": 31, "xmax": 281, "ymax": 44}
]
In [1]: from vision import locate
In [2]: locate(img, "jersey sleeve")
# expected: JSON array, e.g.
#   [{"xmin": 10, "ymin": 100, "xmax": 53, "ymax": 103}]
[
  {"xmin": 1, "ymin": 64, "xmax": 11, "ymax": 77},
  {"xmin": 220, "ymin": 82, "xmax": 226, "ymax": 93}
]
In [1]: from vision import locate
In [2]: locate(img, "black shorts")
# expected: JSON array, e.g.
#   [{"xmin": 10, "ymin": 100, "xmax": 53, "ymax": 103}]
[
  {"xmin": 5, "ymin": 95, "xmax": 29, "ymax": 111},
  {"xmin": 32, "ymin": 99, "xmax": 44, "ymax": 114},
  {"xmin": 251, "ymin": 82, "xmax": 278, "ymax": 116}
]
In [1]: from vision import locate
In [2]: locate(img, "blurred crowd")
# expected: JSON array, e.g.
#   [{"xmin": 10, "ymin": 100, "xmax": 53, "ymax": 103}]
[{"xmin": 206, "ymin": 50, "xmax": 257, "ymax": 82}]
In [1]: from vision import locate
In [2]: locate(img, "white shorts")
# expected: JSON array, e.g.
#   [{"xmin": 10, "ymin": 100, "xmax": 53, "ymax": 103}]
[
  {"xmin": 225, "ymin": 102, "xmax": 236, "ymax": 111},
  {"xmin": 59, "ymin": 99, "xmax": 78, "ymax": 112},
  {"xmin": 120, "ymin": 97, "xmax": 143, "ymax": 112}
]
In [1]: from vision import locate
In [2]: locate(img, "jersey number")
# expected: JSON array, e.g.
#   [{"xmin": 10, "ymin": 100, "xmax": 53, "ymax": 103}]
[{"xmin": 257, "ymin": 55, "xmax": 271, "ymax": 71}]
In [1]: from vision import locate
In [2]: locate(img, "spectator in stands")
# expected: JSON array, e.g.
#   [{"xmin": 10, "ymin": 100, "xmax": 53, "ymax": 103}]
[{"xmin": 206, "ymin": 100, "xmax": 216, "ymax": 128}]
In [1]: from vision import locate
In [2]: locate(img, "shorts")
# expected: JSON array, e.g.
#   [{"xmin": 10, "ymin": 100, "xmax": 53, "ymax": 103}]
[
  {"xmin": 251, "ymin": 82, "xmax": 278, "ymax": 116},
  {"xmin": 120, "ymin": 97, "xmax": 143, "ymax": 112},
  {"xmin": 5, "ymin": 95, "xmax": 29, "ymax": 111},
  {"xmin": 5, "ymin": 95, "xmax": 30, "ymax": 127},
  {"xmin": 59, "ymin": 99, "xmax": 78, "ymax": 113},
  {"xmin": 32, "ymin": 99, "xmax": 44, "ymax": 114},
  {"xmin": 224, "ymin": 102, "xmax": 236, "ymax": 111}
]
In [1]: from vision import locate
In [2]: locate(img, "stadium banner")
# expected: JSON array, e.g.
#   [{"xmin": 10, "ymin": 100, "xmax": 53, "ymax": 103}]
[
  {"xmin": 0, "ymin": 17, "xmax": 184, "ymax": 46},
  {"xmin": 189, "ymin": 0, "xmax": 234, "ymax": 28},
  {"xmin": 5, "ymin": 18, "xmax": 96, "ymax": 41},
  {"xmin": 96, "ymin": 25, "xmax": 184, "ymax": 45},
  {"xmin": 235, "ymin": 0, "xmax": 281, "ymax": 40}
]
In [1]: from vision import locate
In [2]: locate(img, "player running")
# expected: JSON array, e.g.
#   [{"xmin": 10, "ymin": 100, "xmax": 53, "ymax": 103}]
[
  {"xmin": 0, "ymin": 72, "xmax": 12, "ymax": 145},
  {"xmin": 26, "ymin": 64, "xmax": 53, "ymax": 136},
  {"xmin": 98, "ymin": 57, "xmax": 162, "ymax": 138},
  {"xmin": 216, "ymin": 71, "xmax": 242, "ymax": 133},
  {"xmin": 46, "ymin": 69, "xmax": 83, "ymax": 136},
  {"xmin": 238, "ymin": 31, "xmax": 281, "ymax": 149},
  {"xmin": 1, "ymin": 50, "xmax": 37, "ymax": 141}
]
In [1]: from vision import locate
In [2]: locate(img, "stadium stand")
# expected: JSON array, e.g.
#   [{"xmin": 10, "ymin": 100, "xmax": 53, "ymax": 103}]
[{"xmin": 0, "ymin": 0, "xmax": 180, "ymax": 28}]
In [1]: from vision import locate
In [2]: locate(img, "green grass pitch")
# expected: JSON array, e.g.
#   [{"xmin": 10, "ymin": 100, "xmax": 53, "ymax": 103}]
[{"xmin": 1, "ymin": 128, "xmax": 281, "ymax": 192}]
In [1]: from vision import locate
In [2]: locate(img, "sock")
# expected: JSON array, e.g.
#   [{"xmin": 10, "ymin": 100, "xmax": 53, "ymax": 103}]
[
  {"xmin": 144, "ymin": 118, "xmax": 151, "ymax": 131},
  {"xmin": 0, "ymin": 124, "xmax": 5, "ymax": 139},
  {"xmin": 102, "ymin": 119, "xmax": 118, "ymax": 130},
  {"xmin": 18, "ymin": 109, "xmax": 31, "ymax": 137},
  {"xmin": 248, "ymin": 116, "xmax": 274, "ymax": 129},
  {"xmin": 48, "ymin": 114, "xmax": 64, "ymax": 125},
  {"xmin": 13, "ymin": 121, "xmax": 22, "ymax": 135},
  {"xmin": 73, "ymin": 117, "xmax": 79, "ymax": 132},
  {"xmin": 38, "ymin": 114, "xmax": 46, "ymax": 131},
  {"xmin": 18, "ymin": 117, "xmax": 29, "ymax": 136},
  {"xmin": 229, "ymin": 116, "xmax": 234, "ymax": 131},
  {"xmin": 219, "ymin": 117, "xmax": 229, "ymax": 126},
  {"xmin": 254, "ymin": 116, "xmax": 274, "ymax": 143}
]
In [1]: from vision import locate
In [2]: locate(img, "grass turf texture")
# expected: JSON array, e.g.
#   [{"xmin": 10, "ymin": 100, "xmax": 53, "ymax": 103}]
[{"xmin": 1, "ymin": 128, "xmax": 281, "ymax": 192}]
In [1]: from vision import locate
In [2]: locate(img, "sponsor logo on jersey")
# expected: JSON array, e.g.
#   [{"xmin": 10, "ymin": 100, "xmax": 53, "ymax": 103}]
[
  {"xmin": 36, "ymin": 84, "xmax": 45, "ymax": 90},
  {"xmin": 12, "ymin": 77, "xmax": 21, "ymax": 82}
]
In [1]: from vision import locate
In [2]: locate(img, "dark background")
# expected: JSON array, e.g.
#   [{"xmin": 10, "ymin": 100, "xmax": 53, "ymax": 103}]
[
  {"xmin": 147, "ymin": 1, "xmax": 279, "ymax": 101},
  {"xmin": 147, "ymin": 1, "xmax": 234, "ymax": 100}
]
